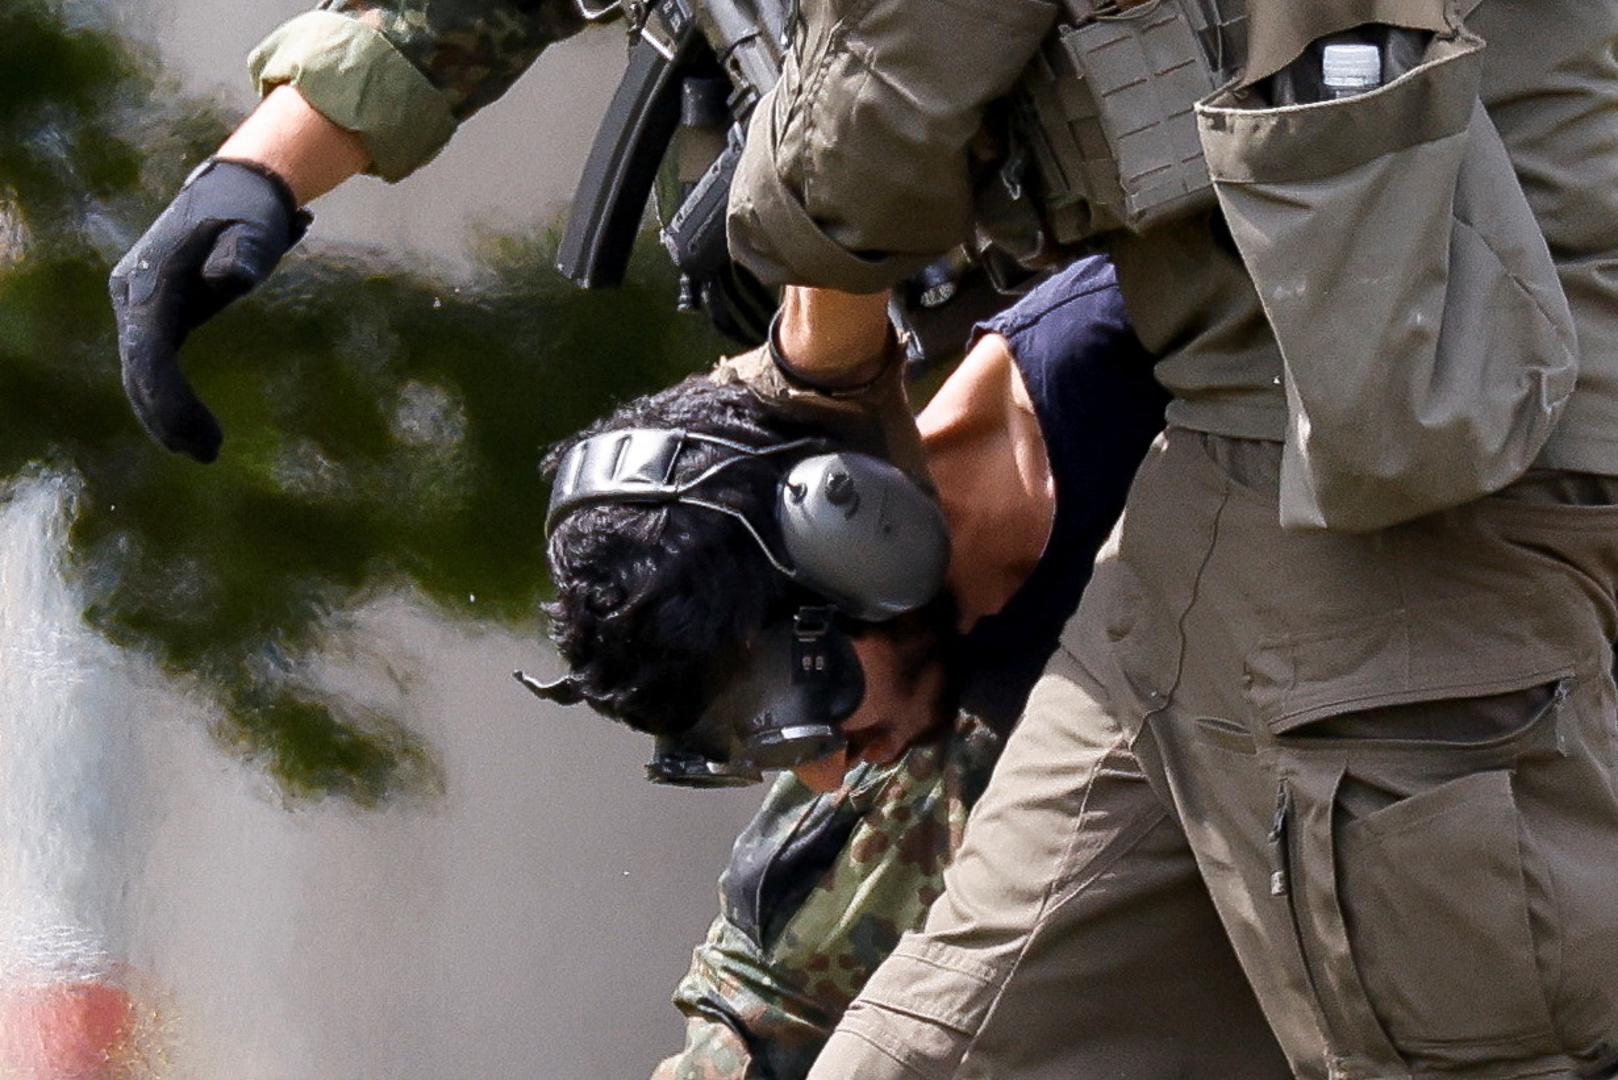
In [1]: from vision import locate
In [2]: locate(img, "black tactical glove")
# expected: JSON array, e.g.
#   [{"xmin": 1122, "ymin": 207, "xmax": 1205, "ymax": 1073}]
[
  {"xmin": 691, "ymin": 260, "xmax": 776, "ymax": 347},
  {"xmin": 109, "ymin": 158, "xmax": 311, "ymax": 463}
]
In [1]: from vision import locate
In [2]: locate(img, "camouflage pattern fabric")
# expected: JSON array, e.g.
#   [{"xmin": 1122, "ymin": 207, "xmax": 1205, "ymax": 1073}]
[
  {"xmin": 249, "ymin": 1, "xmax": 594, "ymax": 178},
  {"xmin": 652, "ymin": 714, "xmax": 1003, "ymax": 1080},
  {"xmin": 316, "ymin": 0, "xmax": 588, "ymax": 119}
]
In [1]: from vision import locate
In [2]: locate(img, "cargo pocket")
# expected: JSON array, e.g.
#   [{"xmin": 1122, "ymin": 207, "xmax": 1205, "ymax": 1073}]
[
  {"xmin": 1336, "ymin": 770, "xmax": 1557, "ymax": 1066},
  {"xmin": 1195, "ymin": 5, "xmax": 1579, "ymax": 531},
  {"xmin": 1264, "ymin": 675, "xmax": 1575, "ymax": 1077}
]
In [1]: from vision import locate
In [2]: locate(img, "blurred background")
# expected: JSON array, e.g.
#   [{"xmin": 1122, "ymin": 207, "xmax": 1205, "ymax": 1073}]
[{"xmin": 0, "ymin": 1, "xmax": 766, "ymax": 1075}]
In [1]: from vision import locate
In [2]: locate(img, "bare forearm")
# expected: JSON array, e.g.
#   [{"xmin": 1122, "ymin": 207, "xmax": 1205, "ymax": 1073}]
[
  {"xmin": 217, "ymin": 85, "xmax": 370, "ymax": 205},
  {"xmin": 774, "ymin": 286, "xmax": 893, "ymax": 389}
]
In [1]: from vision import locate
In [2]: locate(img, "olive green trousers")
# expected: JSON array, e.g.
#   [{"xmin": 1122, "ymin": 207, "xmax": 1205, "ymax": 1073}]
[{"xmin": 807, "ymin": 429, "xmax": 1618, "ymax": 1080}]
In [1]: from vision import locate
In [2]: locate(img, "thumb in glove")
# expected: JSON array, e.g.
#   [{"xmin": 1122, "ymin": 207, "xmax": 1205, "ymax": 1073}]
[{"xmin": 109, "ymin": 157, "xmax": 311, "ymax": 463}]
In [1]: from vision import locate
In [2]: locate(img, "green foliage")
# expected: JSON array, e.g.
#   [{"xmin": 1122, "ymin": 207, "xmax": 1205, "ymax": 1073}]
[{"xmin": 0, "ymin": 1, "xmax": 728, "ymax": 802}]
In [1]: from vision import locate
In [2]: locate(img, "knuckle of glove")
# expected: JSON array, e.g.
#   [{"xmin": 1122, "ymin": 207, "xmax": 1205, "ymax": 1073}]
[
  {"xmin": 115, "ymin": 159, "xmax": 300, "ymax": 305},
  {"xmin": 709, "ymin": 345, "xmax": 932, "ymax": 489},
  {"xmin": 202, "ymin": 222, "xmax": 277, "ymax": 293}
]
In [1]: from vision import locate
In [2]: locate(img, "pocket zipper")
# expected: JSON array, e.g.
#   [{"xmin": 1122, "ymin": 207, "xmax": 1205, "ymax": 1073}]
[{"xmin": 1268, "ymin": 779, "xmax": 1293, "ymax": 897}]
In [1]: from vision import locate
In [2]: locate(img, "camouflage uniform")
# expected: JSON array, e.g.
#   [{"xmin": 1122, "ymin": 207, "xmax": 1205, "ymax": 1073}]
[
  {"xmin": 653, "ymin": 715, "xmax": 1002, "ymax": 1080},
  {"xmin": 247, "ymin": 1, "xmax": 587, "ymax": 179}
]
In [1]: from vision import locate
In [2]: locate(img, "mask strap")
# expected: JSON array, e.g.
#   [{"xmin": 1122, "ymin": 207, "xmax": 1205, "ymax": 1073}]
[{"xmin": 668, "ymin": 433, "xmax": 822, "ymax": 495}]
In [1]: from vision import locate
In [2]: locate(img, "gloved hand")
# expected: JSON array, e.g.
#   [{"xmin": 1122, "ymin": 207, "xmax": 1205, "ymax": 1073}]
[
  {"xmin": 710, "ymin": 311, "xmax": 932, "ymax": 487},
  {"xmin": 109, "ymin": 157, "xmax": 311, "ymax": 463},
  {"xmin": 691, "ymin": 260, "xmax": 776, "ymax": 347}
]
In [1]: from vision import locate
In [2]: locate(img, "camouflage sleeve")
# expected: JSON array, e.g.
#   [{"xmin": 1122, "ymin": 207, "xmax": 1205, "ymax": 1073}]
[
  {"xmin": 652, "ymin": 715, "xmax": 1002, "ymax": 1080},
  {"xmin": 247, "ymin": 0, "xmax": 589, "ymax": 181}
]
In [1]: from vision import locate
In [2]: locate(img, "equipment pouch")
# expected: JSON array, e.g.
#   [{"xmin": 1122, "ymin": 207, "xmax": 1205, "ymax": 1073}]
[
  {"xmin": 1010, "ymin": 0, "xmax": 1245, "ymax": 248},
  {"xmin": 1196, "ymin": 3, "xmax": 1579, "ymax": 530}
]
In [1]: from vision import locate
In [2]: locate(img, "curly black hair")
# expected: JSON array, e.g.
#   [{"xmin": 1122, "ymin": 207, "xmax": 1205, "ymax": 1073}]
[{"xmin": 541, "ymin": 376, "xmax": 827, "ymax": 736}]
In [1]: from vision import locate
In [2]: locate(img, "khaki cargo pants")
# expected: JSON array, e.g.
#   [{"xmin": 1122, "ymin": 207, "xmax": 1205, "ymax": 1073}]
[{"xmin": 807, "ymin": 428, "xmax": 1618, "ymax": 1080}]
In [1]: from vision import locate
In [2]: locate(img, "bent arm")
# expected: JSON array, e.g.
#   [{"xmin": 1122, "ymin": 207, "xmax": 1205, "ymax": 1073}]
[
  {"xmin": 726, "ymin": 0, "xmax": 1057, "ymax": 292},
  {"xmin": 246, "ymin": 0, "xmax": 588, "ymax": 183}
]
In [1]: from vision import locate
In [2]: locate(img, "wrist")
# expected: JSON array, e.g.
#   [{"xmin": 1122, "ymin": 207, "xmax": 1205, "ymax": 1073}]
[
  {"xmin": 772, "ymin": 287, "xmax": 895, "ymax": 389},
  {"xmin": 767, "ymin": 309, "xmax": 901, "ymax": 395},
  {"xmin": 198, "ymin": 157, "xmax": 299, "ymax": 219},
  {"xmin": 216, "ymin": 84, "xmax": 368, "ymax": 205}
]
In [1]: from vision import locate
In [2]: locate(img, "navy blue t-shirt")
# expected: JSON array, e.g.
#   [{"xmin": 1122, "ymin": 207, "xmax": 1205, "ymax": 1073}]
[{"xmin": 958, "ymin": 256, "xmax": 1168, "ymax": 732}]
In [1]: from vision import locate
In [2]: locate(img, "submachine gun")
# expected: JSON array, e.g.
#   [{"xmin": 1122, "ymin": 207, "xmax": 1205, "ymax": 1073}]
[
  {"xmin": 554, "ymin": 0, "xmax": 1012, "ymax": 360},
  {"xmin": 555, "ymin": 0, "xmax": 787, "ymax": 345}
]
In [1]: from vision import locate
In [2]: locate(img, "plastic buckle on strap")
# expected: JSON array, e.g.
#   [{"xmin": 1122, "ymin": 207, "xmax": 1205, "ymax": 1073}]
[
  {"xmin": 791, "ymin": 607, "xmax": 836, "ymax": 687},
  {"xmin": 639, "ymin": 0, "xmax": 695, "ymax": 60},
  {"xmin": 792, "ymin": 605, "xmax": 834, "ymax": 641}
]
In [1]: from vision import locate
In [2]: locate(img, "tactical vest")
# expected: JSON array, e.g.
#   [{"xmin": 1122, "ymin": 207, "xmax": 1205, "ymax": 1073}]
[
  {"xmin": 980, "ymin": 0, "xmax": 1247, "ymax": 264},
  {"xmin": 568, "ymin": 0, "xmax": 1247, "ymax": 347}
]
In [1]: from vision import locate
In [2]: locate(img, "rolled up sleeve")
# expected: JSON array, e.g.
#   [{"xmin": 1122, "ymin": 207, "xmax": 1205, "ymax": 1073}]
[
  {"xmin": 248, "ymin": 1, "xmax": 586, "ymax": 182},
  {"xmin": 728, "ymin": 0, "xmax": 1057, "ymax": 290}
]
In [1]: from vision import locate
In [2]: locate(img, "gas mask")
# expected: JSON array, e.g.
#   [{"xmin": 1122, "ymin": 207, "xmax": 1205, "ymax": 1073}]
[{"xmin": 517, "ymin": 427, "xmax": 950, "ymax": 786}]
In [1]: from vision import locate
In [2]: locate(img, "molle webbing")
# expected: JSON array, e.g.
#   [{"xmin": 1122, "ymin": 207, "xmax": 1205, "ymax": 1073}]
[{"xmin": 1009, "ymin": 0, "xmax": 1247, "ymax": 246}]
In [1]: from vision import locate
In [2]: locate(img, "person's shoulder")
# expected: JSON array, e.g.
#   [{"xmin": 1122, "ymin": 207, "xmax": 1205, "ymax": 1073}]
[
  {"xmin": 713, "ymin": 729, "xmax": 987, "ymax": 956},
  {"xmin": 975, "ymin": 255, "xmax": 1123, "ymax": 346}
]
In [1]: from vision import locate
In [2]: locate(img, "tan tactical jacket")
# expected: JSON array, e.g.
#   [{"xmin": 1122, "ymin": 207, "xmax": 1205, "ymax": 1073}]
[{"xmin": 729, "ymin": 0, "xmax": 1618, "ymax": 499}]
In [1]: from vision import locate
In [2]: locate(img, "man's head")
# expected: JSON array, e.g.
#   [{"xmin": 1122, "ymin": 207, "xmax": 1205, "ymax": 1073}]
[{"xmin": 540, "ymin": 375, "xmax": 957, "ymax": 789}]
